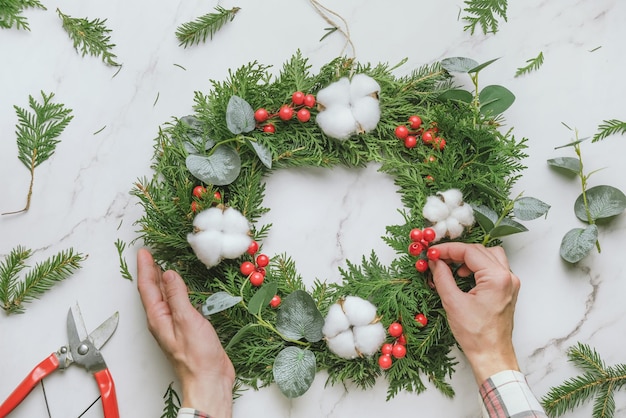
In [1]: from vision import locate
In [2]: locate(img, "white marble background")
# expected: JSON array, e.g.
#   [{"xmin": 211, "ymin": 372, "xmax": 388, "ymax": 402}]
[{"xmin": 1, "ymin": 0, "xmax": 626, "ymax": 417}]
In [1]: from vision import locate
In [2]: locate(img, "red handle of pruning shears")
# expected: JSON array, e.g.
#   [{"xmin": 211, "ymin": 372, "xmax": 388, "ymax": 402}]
[
  {"xmin": 94, "ymin": 369, "xmax": 119, "ymax": 418},
  {"xmin": 0, "ymin": 353, "xmax": 59, "ymax": 417}
]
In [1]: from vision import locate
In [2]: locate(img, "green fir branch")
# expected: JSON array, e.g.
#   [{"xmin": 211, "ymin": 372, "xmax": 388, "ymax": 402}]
[
  {"xmin": 114, "ymin": 239, "xmax": 133, "ymax": 281},
  {"xmin": 515, "ymin": 52, "xmax": 544, "ymax": 77},
  {"xmin": 56, "ymin": 8, "xmax": 121, "ymax": 67},
  {"xmin": 3, "ymin": 91, "xmax": 73, "ymax": 215},
  {"xmin": 542, "ymin": 343, "xmax": 626, "ymax": 418},
  {"xmin": 175, "ymin": 6, "xmax": 240, "ymax": 48},
  {"xmin": 1, "ymin": 247, "xmax": 85, "ymax": 314},
  {"xmin": 463, "ymin": 0, "xmax": 508, "ymax": 35},
  {"xmin": 0, "ymin": 0, "xmax": 46, "ymax": 30},
  {"xmin": 592, "ymin": 119, "xmax": 626, "ymax": 143},
  {"xmin": 160, "ymin": 382, "xmax": 181, "ymax": 418}
]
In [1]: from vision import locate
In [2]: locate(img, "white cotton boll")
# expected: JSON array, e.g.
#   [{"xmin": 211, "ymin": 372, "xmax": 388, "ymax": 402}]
[
  {"xmin": 316, "ymin": 77, "xmax": 351, "ymax": 107},
  {"xmin": 342, "ymin": 296, "xmax": 378, "ymax": 326},
  {"xmin": 221, "ymin": 207, "xmax": 250, "ymax": 233},
  {"xmin": 353, "ymin": 322, "xmax": 386, "ymax": 356},
  {"xmin": 431, "ymin": 221, "xmax": 448, "ymax": 243},
  {"xmin": 316, "ymin": 105, "xmax": 357, "ymax": 140},
  {"xmin": 322, "ymin": 303, "xmax": 351, "ymax": 338},
  {"xmin": 349, "ymin": 74, "xmax": 380, "ymax": 101},
  {"xmin": 351, "ymin": 96, "xmax": 380, "ymax": 133},
  {"xmin": 192, "ymin": 207, "xmax": 223, "ymax": 230},
  {"xmin": 452, "ymin": 204, "xmax": 475, "ymax": 226},
  {"xmin": 446, "ymin": 217, "xmax": 465, "ymax": 239},
  {"xmin": 326, "ymin": 329, "xmax": 358, "ymax": 359},
  {"xmin": 438, "ymin": 189, "xmax": 464, "ymax": 211},
  {"xmin": 187, "ymin": 229, "xmax": 223, "ymax": 267},
  {"xmin": 423, "ymin": 196, "xmax": 450, "ymax": 222},
  {"xmin": 220, "ymin": 234, "xmax": 252, "ymax": 259}
]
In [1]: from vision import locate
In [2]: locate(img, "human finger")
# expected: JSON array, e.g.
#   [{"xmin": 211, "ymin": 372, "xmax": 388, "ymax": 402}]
[
  {"xmin": 137, "ymin": 248, "xmax": 165, "ymax": 310},
  {"xmin": 429, "ymin": 259, "xmax": 464, "ymax": 305},
  {"xmin": 161, "ymin": 269, "xmax": 196, "ymax": 323},
  {"xmin": 433, "ymin": 242, "xmax": 501, "ymax": 274}
]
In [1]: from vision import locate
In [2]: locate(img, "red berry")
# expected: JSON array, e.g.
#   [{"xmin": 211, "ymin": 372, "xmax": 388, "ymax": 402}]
[
  {"xmin": 297, "ymin": 108, "xmax": 311, "ymax": 123},
  {"xmin": 381, "ymin": 343, "xmax": 393, "ymax": 355},
  {"xmin": 262, "ymin": 124, "xmax": 275, "ymax": 133},
  {"xmin": 249, "ymin": 271, "xmax": 264, "ymax": 287},
  {"xmin": 278, "ymin": 105, "xmax": 293, "ymax": 121},
  {"xmin": 303, "ymin": 94, "xmax": 316, "ymax": 108},
  {"xmin": 397, "ymin": 334, "xmax": 407, "ymax": 345},
  {"xmin": 240, "ymin": 261, "xmax": 255, "ymax": 276},
  {"xmin": 388, "ymin": 322, "xmax": 403, "ymax": 338},
  {"xmin": 192, "ymin": 185, "xmax": 206, "ymax": 198},
  {"xmin": 415, "ymin": 313, "xmax": 428, "ymax": 328},
  {"xmin": 191, "ymin": 201, "xmax": 198, "ymax": 212},
  {"xmin": 404, "ymin": 135, "xmax": 417, "ymax": 149},
  {"xmin": 378, "ymin": 354, "xmax": 393, "ymax": 369},
  {"xmin": 213, "ymin": 191, "xmax": 222, "ymax": 200},
  {"xmin": 415, "ymin": 259, "xmax": 428, "ymax": 273},
  {"xmin": 425, "ymin": 175, "xmax": 434, "ymax": 182},
  {"xmin": 434, "ymin": 137, "xmax": 446, "ymax": 150},
  {"xmin": 392, "ymin": 344, "xmax": 407, "ymax": 359},
  {"xmin": 292, "ymin": 91, "xmax": 305, "ymax": 106},
  {"xmin": 395, "ymin": 125, "xmax": 409, "ymax": 140},
  {"xmin": 256, "ymin": 254, "xmax": 270, "ymax": 267},
  {"xmin": 426, "ymin": 155, "xmax": 437, "ymax": 163},
  {"xmin": 420, "ymin": 239, "xmax": 430, "ymax": 248},
  {"xmin": 408, "ymin": 115, "xmax": 422, "ymax": 130},
  {"xmin": 270, "ymin": 295, "xmax": 281, "ymax": 308},
  {"xmin": 409, "ymin": 228, "xmax": 423, "ymax": 242},
  {"xmin": 408, "ymin": 242, "xmax": 424, "ymax": 256},
  {"xmin": 422, "ymin": 130, "xmax": 434, "ymax": 144},
  {"xmin": 254, "ymin": 108, "xmax": 269, "ymax": 123},
  {"xmin": 427, "ymin": 247, "xmax": 440, "ymax": 261},
  {"xmin": 256, "ymin": 267, "xmax": 266, "ymax": 277},
  {"xmin": 423, "ymin": 228, "xmax": 436, "ymax": 242},
  {"xmin": 247, "ymin": 240, "xmax": 259, "ymax": 255}
]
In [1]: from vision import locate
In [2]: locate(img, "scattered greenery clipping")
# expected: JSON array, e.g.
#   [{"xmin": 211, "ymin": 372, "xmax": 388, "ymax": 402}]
[
  {"xmin": 542, "ymin": 343, "xmax": 626, "ymax": 418},
  {"xmin": 57, "ymin": 8, "xmax": 120, "ymax": 67},
  {"xmin": 515, "ymin": 52, "xmax": 544, "ymax": 77},
  {"xmin": 592, "ymin": 119, "xmax": 626, "ymax": 143},
  {"xmin": 0, "ymin": 0, "xmax": 46, "ymax": 30},
  {"xmin": 114, "ymin": 239, "xmax": 133, "ymax": 281},
  {"xmin": 547, "ymin": 124, "xmax": 626, "ymax": 263},
  {"xmin": 0, "ymin": 246, "xmax": 85, "ymax": 315},
  {"xmin": 2, "ymin": 91, "xmax": 73, "ymax": 216},
  {"xmin": 160, "ymin": 382, "xmax": 181, "ymax": 418},
  {"xmin": 175, "ymin": 6, "xmax": 240, "ymax": 48},
  {"xmin": 462, "ymin": 0, "xmax": 508, "ymax": 35}
]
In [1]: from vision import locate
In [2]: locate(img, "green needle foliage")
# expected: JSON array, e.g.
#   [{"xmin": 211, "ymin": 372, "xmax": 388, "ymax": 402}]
[
  {"xmin": 160, "ymin": 382, "xmax": 181, "ymax": 418},
  {"xmin": 592, "ymin": 119, "xmax": 626, "ymax": 143},
  {"xmin": 542, "ymin": 343, "xmax": 626, "ymax": 418},
  {"xmin": 463, "ymin": 0, "xmax": 508, "ymax": 35},
  {"xmin": 515, "ymin": 52, "xmax": 544, "ymax": 77},
  {"xmin": 0, "ymin": 246, "xmax": 85, "ymax": 315},
  {"xmin": 0, "ymin": 0, "xmax": 46, "ymax": 30},
  {"xmin": 3, "ymin": 91, "xmax": 73, "ymax": 216},
  {"xmin": 57, "ymin": 8, "xmax": 120, "ymax": 67},
  {"xmin": 176, "ymin": 6, "xmax": 241, "ymax": 48},
  {"xmin": 114, "ymin": 239, "xmax": 133, "ymax": 281}
]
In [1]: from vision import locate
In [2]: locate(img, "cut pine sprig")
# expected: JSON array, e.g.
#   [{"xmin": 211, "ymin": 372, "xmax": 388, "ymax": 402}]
[{"xmin": 175, "ymin": 6, "xmax": 240, "ymax": 48}]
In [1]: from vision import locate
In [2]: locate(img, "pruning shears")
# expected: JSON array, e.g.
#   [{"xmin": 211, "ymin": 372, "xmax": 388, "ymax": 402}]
[{"xmin": 0, "ymin": 304, "xmax": 120, "ymax": 418}]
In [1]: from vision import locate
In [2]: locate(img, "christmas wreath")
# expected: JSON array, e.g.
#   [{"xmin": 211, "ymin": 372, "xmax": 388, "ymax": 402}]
[{"xmin": 133, "ymin": 52, "xmax": 547, "ymax": 399}]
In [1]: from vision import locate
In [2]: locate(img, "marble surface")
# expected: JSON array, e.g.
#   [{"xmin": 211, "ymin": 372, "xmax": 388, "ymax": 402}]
[{"xmin": 2, "ymin": 0, "xmax": 626, "ymax": 417}]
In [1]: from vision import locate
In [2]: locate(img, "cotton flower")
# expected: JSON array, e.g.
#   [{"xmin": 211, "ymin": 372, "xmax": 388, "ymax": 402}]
[
  {"xmin": 187, "ymin": 206, "xmax": 252, "ymax": 268},
  {"xmin": 422, "ymin": 189, "xmax": 475, "ymax": 242},
  {"xmin": 316, "ymin": 74, "xmax": 381, "ymax": 140},
  {"xmin": 323, "ymin": 296, "xmax": 385, "ymax": 359}
]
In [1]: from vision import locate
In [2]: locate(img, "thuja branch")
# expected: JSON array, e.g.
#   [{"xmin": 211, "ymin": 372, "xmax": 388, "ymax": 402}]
[
  {"xmin": 57, "ymin": 8, "xmax": 121, "ymax": 67},
  {"xmin": 463, "ymin": 0, "xmax": 508, "ymax": 35},
  {"xmin": 2, "ymin": 91, "xmax": 73, "ymax": 216},
  {"xmin": 0, "ymin": 0, "xmax": 46, "ymax": 31},
  {"xmin": 175, "ymin": 6, "xmax": 240, "ymax": 48}
]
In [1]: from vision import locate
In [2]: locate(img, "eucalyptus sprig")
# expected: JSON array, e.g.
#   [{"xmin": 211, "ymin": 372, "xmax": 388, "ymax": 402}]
[
  {"xmin": 175, "ymin": 6, "xmax": 240, "ymax": 48},
  {"xmin": 0, "ymin": 0, "xmax": 46, "ymax": 31},
  {"xmin": 57, "ymin": 8, "xmax": 121, "ymax": 67},
  {"xmin": 3, "ymin": 91, "xmax": 73, "ymax": 216},
  {"xmin": 515, "ymin": 52, "xmax": 544, "ymax": 77},
  {"xmin": 0, "ymin": 246, "xmax": 85, "ymax": 315},
  {"xmin": 548, "ymin": 125, "xmax": 626, "ymax": 263},
  {"xmin": 462, "ymin": 0, "xmax": 508, "ymax": 35}
]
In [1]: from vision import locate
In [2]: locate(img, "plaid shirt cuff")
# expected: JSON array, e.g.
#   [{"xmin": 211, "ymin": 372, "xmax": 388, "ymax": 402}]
[
  {"xmin": 177, "ymin": 407, "xmax": 213, "ymax": 418},
  {"xmin": 480, "ymin": 370, "xmax": 547, "ymax": 418}
]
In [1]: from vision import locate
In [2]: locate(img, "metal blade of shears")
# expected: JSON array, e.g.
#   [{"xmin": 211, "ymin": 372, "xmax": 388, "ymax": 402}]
[
  {"xmin": 67, "ymin": 304, "xmax": 119, "ymax": 350},
  {"xmin": 88, "ymin": 312, "xmax": 119, "ymax": 350}
]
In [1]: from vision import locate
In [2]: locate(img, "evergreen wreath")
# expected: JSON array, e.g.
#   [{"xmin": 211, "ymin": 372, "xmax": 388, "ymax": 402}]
[{"xmin": 133, "ymin": 52, "xmax": 546, "ymax": 399}]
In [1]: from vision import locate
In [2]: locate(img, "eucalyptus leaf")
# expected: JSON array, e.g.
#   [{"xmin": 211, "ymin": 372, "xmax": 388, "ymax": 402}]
[
  {"xmin": 439, "ymin": 89, "xmax": 473, "ymax": 103},
  {"xmin": 514, "ymin": 197, "xmax": 551, "ymax": 221},
  {"xmin": 225, "ymin": 323, "xmax": 256, "ymax": 351},
  {"xmin": 468, "ymin": 57, "xmax": 500, "ymax": 74},
  {"xmin": 574, "ymin": 185, "xmax": 626, "ymax": 222},
  {"xmin": 247, "ymin": 282, "xmax": 278, "ymax": 315},
  {"xmin": 440, "ymin": 57, "xmax": 479, "ymax": 73},
  {"xmin": 226, "ymin": 95, "xmax": 255, "ymax": 134},
  {"xmin": 560, "ymin": 225, "xmax": 598, "ymax": 263},
  {"xmin": 202, "ymin": 292, "xmax": 242, "ymax": 317},
  {"xmin": 479, "ymin": 85, "xmax": 515, "ymax": 116},
  {"xmin": 273, "ymin": 347, "xmax": 316, "ymax": 398},
  {"xmin": 186, "ymin": 146, "xmax": 241, "ymax": 186},
  {"xmin": 247, "ymin": 139, "xmax": 273, "ymax": 169},
  {"xmin": 178, "ymin": 115, "xmax": 216, "ymax": 153},
  {"xmin": 276, "ymin": 290, "xmax": 324, "ymax": 343},
  {"xmin": 490, "ymin": 218, "xmax": 528, "ymax": 238},
  {"xmin": 472, "ymin": 204, "xmax": 499, "ymax": 232},
  {"xmin": 547, "ymin": 157, "xmax": 580, "ymax": 175}
]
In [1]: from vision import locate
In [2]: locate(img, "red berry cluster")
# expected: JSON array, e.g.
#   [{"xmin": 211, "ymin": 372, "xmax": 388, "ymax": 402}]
[
  {"xmin": 254, "ymin": 91, "xmax": 316, "ymax": 134},
  {"xmin": 239, "ymin": 241, "xmax": 270, "ymax": 287},
  {"xmin": 191, "ymin": 185, "xmax": 222, "ymax": 212},
  {"xmin": 394, "ymin": 115, "xmax": 446, "ymax": 151},
  {"xmin": 378, "ymin": 322, "xmax": 407, "ymax": 369},
  {"xmin": 408, "ymin": 227, "xmax": 439, "ymax": 273}
]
